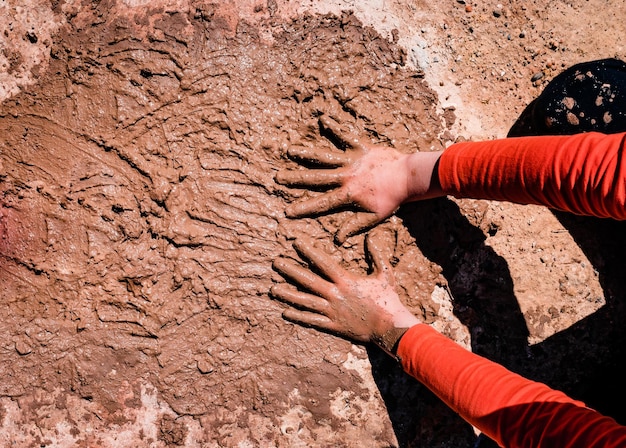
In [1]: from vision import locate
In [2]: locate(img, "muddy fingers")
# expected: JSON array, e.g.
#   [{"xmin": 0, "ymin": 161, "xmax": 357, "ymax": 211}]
[
  {"xmin": 365, "ymin": 232, "xmax": 395, "ymax": 279},
  {"xmin": 335, "ymin": 212, "xmax": 383, "ymax": 244},
  {"xmin": 271, "ymin": 238, "xmax": 420, "ymax": 345},
  {"xmin": 319, "ymin": 116, "xmax": 364, "ymax": 150},
  {"xmin": 286, "ymin": 146, "xmax": 355, "ymax": 166},
  {"xmin": 284, "ymin": 188, "xmax": 351, "ymax": 218},
  {"xmin": 293, "ymin": 238, "xmax": 344, "ymax": 283},
  {"xmin": 281, "ymin": 308, "xmax": 336, "ymax": 332},
  {"xmin": 272, "ymin": 257, "xmax": 336, "ymax": 299},
  {"xmin": 274, "ymin": 168, "xmax": 345, "ymax": 188},
  {"xmin": 270, "ymin": 283, "xmax": 331, "ymax": 316},
  {"xmin": 276, "ymin": 114, "xmax": 417, "ymax": 240}
]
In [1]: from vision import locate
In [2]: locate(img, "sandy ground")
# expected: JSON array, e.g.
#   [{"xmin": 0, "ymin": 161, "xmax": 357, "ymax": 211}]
[{"xmin": 1, "ymin": 1, "xmax": 625, "ymax": 447}]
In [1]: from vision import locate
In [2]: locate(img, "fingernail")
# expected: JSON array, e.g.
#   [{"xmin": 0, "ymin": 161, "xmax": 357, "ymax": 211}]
[
  {"xmin": 284, "ymin": 205, "xmax": 298, "ymax": 218},
  {"xmin": 295, "ymin": 236, "xmax": 314, "ymax": 247},
  {"xmin": 286, "ymin": 147, "xmax": 299, "ymax": 158},
  {"xmin": 334, "ymin": 229, "xmax": 347, "ymax": 245},
  {"xmin": 272, "ymin": 258, "xmax": 287, "ymax": 272},
  {"xmin": 292, "ymin": 238, "xmax": 305, "ymax": 252},
  {"xmin": 274, "ymin": 171, "xmax": 286, "ymax": 184}
]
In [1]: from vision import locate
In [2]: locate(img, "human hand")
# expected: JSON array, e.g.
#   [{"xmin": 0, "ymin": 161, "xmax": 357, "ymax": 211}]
[
  {"xmin": 270, "ymin": 232, "xmax": 420, "ymax": 356},
  {"xmin": 275, "ymin": 116, "xmax": 443, "ymax": 243}
]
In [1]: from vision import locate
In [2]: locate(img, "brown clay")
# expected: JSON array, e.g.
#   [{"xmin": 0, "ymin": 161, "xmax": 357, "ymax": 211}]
[
  {"xmin": 0, "ymin": 5, "xmax": 447, "ymax": 445},
  {"xmin": 3, "ymin": 1, "xmax": 624, "ymax": 446}
]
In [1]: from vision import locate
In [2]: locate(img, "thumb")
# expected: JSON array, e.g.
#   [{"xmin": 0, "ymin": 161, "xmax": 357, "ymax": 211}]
[{"xmin": 365, "ymin": 230, "xmax": 395, "ymax": 282}]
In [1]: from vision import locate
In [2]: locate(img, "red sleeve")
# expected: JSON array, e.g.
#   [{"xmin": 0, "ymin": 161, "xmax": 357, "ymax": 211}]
[
  {"xmin": 438, "ymin": 132, "xmax": 626, "ymax": 220},
  {"xmin": 398, "ymin": 324, "xmax": 626, "ymax": 447}
]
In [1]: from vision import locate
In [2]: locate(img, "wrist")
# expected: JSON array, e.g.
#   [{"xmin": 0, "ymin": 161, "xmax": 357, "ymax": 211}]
[
  {"xmin": 373, "ymin": 327, "xmax": 411, "ymax": 359},
  {"xmin": 403, "ymin": 151, "xmax": 444, "ymax": 203},
  {"xmin": 372, "ymin": 311, "xmax": 420, "ymax": 359}
]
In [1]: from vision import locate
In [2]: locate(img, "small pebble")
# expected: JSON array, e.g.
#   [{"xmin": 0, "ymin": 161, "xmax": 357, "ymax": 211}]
[
  {"xmin": 562, "ymin": 96, "xmax": 575, "ymax": 110},
  {"xmin": 531, "ymin": 71, "xmax": 544, "ymax": 82},
  {"xmin": 197, "ymin": 359, "xmax": 214, "ymax": 374},
  {"xmin": 567, "ymin": 112, "xmax": 580, "ymax": 126},
  {"xmin": 15, "ymin": 340, "xmax": 32, "ymax": 356}
]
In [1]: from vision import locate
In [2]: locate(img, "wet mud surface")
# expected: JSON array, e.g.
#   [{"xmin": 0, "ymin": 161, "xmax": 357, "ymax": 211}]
[{"xmin": 0, "ymin": 5, "xmax": 461, "ymax": 446}]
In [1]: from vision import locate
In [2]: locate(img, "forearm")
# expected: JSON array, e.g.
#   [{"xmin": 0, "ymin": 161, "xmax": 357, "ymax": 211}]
[
  {"xmin": 438, "ymin": 132, "xmax": 626, "ymax": 219},
  {"xmin": 397, "ymin": 324, "xmax": 626, "ymax": 447}
]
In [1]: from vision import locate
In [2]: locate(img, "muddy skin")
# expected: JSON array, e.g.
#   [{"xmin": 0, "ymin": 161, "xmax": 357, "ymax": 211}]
[
  {"xmin": 0, "ymin": 6, "xmax": 452, "ymax": 446},
  {"xmin": 272, "ymin": 231, "xmax": 420, "ymax": 350}
]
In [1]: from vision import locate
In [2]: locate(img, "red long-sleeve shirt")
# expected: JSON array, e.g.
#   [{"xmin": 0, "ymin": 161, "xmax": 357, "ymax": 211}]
[
  {"xmin": 440, "ymin": 132, "xmax": 626, "ymax": 219},
  {"xmin": 398, "ymin": 132, "xmax": 626, "ymax": 447}
]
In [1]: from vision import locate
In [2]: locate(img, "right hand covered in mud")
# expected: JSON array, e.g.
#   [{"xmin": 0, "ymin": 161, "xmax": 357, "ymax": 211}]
[
  {"xmin": 275, "ymin": 116, "xmax": 444, "ymax": 243},
  {"xmin": 270, "ymin": 232, "xmax": 420, "ymax": 356}
]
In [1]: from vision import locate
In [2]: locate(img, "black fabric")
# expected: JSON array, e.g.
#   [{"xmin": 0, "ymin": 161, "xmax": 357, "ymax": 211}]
[{"xmin": 508, "ymin": 58, "xmax": 626, "ymax": 137}]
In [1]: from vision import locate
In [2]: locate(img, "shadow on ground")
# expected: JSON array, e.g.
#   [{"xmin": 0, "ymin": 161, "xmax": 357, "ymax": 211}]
[
  {"xmin": 368, "ymin": 198, "xmax": 626, "ymax": 447},
  {"xmin": 369, "ymin": 62, "xmax": 626, "ymax": 445}
]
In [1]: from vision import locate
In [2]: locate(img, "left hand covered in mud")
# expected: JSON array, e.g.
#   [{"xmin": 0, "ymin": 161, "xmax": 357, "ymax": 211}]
[{"xmin": 271, "ymin": 232, "xmax": 420, "ymax": 354}]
